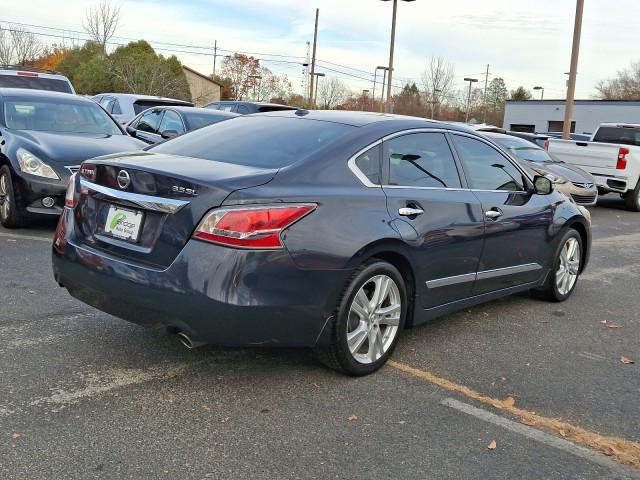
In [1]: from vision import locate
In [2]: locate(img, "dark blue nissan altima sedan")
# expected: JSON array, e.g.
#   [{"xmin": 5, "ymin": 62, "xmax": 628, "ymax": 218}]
[{"xmin": 52, "ymin": 110, "xmax": 591, "ymax": 375}]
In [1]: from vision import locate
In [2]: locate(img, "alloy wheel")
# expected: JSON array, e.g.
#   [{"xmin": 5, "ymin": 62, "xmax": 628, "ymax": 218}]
[
  {"xmin": 0, "ymin": 173, "xmax": 10, "ymax": 221},
  {"xmin": 346, "ymin": 274, "xmax": 401, "ymax": 364},
  {"xmin": 556, "ymin": 237, "xmax": 581, "ymax": 296}
]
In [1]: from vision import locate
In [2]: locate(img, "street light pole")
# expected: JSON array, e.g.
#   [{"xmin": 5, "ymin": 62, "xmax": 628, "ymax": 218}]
[
  {"xmin": 563, "ymin": 0, "xmax": 584, "ymax": 140},
  {"xmin": 381, "ymin": 0, "xmax": 415, "ymax": 114},
  {"xmin": 464, "ymin": 77, "xmax": 478, "ymax": 123},
  {"xmin": 375, "ymin": 66, "xmax": 389, "ymax": 113},
  {"xmin": 533, "ymin": 86, "xmax": 545, "ymax": 100}
]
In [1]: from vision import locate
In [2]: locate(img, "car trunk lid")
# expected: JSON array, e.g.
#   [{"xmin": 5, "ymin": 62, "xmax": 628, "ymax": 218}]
[{"xmin": 73, "ymin": 152, "xmax": 277, "ymax": 268}]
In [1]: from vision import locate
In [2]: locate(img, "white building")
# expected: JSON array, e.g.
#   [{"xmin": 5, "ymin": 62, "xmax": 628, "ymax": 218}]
[{"xmin": 503, "ymin": 100, "xmax": 640, "ymax": 135}]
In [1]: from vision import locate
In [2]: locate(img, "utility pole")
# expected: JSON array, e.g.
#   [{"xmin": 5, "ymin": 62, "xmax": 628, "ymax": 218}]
[
  {"xmin": 380, "ymin": 68, "xmax": 388, "ymax": 113},
  {"xmin": 385, "ymin": 0, "xmax": 398, "ymax": 113},
  {"xmin": 482, "ymin": 64, "xmax": 490, "ymax": 123},
  {"xmin": 309, "ymin": 8, "xmax": 319, "ymax": 107},
  {"xmin": 563, "ymin": 0, "xmax": 584, "ymax": 139},
  {"xmin": 464, "ymin": 77, "xmax": 478, "ymax": 123},
  {"xmin": 214, "ymin": 41, "xmax": 219, "ymax": 76}
]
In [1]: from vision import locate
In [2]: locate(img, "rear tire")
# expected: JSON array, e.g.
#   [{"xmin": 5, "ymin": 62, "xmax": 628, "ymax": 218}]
[
  {"xmin": 623, "ymin": 180, "xmax": 640, "ymax": 212},
  {"xmin": 314, "ymin": 260, "xmax": 407, "ymax": 376},
  {"xmin": 533, "ymin": 229, "xmax": 583, "ymax": 302},
  {"xmin": 0, "ymin": 165, "xmax": 28, "ymax": 229}
]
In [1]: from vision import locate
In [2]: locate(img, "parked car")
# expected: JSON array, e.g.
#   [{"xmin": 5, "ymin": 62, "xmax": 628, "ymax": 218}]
[
  {"xmin": 505, "ymin": 131, "xmax": 550, "ymax": 148},
  {"xmin": 92, "ymin": 93, "xmax": 193, "ymax": 125},
  {"xmin": 546, "ymin": 123, "xmax": 640, "ymax": 210},
  {"xmin": 0, "ymin": 88, "xmax": 145, "ymax": 227},
  {"xmin": 485, "ymin": 132, "xmax": 598, "ymax": 206},
  {"xmin": 541, "ymin": 132, "xmax": 592, "ymax": 141},
  {"xmin": 205, "ymin": 100, "xmax": 296, "ymax": 114},
  {"xmin": 52, "ymin": 111, "xmax": 591, "ymax": 376},
  {"xmin": 126, "ymin": 106, "xmax": 239, "ymax": 144},
  {"xmin": 0, "ymin": 65, "xmax": 75, "ymax": 94}
]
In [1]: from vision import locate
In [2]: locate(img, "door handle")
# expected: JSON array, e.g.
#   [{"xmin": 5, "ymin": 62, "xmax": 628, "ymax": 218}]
[
  {"xmin": 399, "ymin": 207, "xmax": 424, "ymax": 217},
  {"xmin": 485, "ymin": 209, "xmax": 503, "ymax": 220}
]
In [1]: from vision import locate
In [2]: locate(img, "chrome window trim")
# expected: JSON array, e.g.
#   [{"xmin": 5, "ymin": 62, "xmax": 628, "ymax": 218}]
[
  {"xmin": 80, "ymin": 178, "xmax": 189, "ymax": 214},
  {"xmin": 347, "ymin": 140, "xmax": 383, "ymax": 188},
  {"xmin": 426, "ymin": 263, "xmax": 542, "ymax": 288}
]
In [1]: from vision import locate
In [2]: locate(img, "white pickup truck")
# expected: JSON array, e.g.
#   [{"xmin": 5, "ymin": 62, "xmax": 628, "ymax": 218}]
[{"xmin": 546, "ymin": 123, "xmax": 640, "ymax": 211}]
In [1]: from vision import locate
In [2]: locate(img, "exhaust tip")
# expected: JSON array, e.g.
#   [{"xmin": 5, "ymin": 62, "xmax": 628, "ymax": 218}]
[{"xmin": 175, "ymin": 331, "xmax": 205, "ymax": 350}]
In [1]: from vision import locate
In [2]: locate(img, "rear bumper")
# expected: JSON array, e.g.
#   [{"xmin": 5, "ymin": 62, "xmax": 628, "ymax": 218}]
[
  {"xmin": 592, "ymin": 174, "xmax": 628, "ymax": 194},
  {"xmin": 51, "ymin": 209, "xmax": 351, "ymax": 347}
]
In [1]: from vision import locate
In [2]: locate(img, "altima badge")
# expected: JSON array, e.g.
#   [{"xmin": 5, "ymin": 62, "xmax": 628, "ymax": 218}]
[{"xmin": 117, "ymin": 170, "xmax": 131, "ymax": 189}]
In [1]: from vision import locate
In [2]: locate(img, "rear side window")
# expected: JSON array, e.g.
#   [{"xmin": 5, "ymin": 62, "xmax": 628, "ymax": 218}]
[
  {"xmin": 593, "ymin": 127, "xmax": 640, "ymax": 147},
  {"xmin": 158, "ymin": 110, "xmax": 185, "ymax": 135},
  {"xmin": 137, "ymin": 109, "xmax": 163, "ymax": 133},
  {"xmin": 150, "ymin": 116, "xmax": 355, "ymax": 168},
  {"xmin": 0, "ymin": 75, "xmax": 73, "ymax": 93},
  {"xmin": 452, "ymin": 135, "xmax": 525, "ymax": 191},
  {"xmin": 385, "ymin": 133, "xmax": 461, "ymax": 188},
  {"xmin": 354, "ymin": 145, "xmax": 381, "ymax": 185}
]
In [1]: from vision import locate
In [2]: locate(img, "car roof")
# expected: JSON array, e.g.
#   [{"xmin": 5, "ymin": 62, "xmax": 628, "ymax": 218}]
[
  {"xmin": 0, "ymin": 88, "xmax": 88, "ymax": 101},
  {"xmin": 253, "ymin": 109, "xmax": 474, "ymax": 130},
  {"xmin": 598, "ymin": 123, "xmax": 640, "ymax": 129},
  {"xmin": 211, "ymin": 100, "xmax": 293, "ymax": 107},
  {"xmin": 95, "ymin": 93, "xmax": 192, "ymax": 103}
]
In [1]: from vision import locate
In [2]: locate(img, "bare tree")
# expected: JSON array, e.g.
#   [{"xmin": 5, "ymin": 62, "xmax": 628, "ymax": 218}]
[
  {"xmin": 316, "ymin": 76, "xmax": 350, "ymax": 109},
  {"xmin": 0, "ymin": 29, "xmax": 14, "ymax": 65},
  {"xmin": 596, "ymin": 61, "xmax": 640, "ymax": 100},
  {"xmin": 254, "ymin": 66, "xmax": 292, "ymax": 102},
  {"xmin": 83, "ymin": 0, "xmax": 121, "ymax": 53},
  {"xmin": 11, "ymin": 27, "xmax": 42, "ymax": 64},
  {"xmin": 420, "ymin": 56, "xmax": 455, "ymax": 118},
  {"xmin": 0, "ymin": 26, "xmax": 42, "ymax": 65}
]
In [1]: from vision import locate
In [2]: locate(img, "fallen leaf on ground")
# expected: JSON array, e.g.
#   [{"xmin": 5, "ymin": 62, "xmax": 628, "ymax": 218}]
[
  {"xmin": 166, "ymin": 372, "xmax": 178, "ymax": 379},
  {"xmin": 606, "ymin": 323, "xmax": 623, "ymax": 329},
  {"xmin": 347, "ymin": 415, "xmax": 358, "ymax": 422},
  {"xmin": 487, "ymin": 440, "xmax": 497, "ymax": 450},
  {"xmin": 620, "ymin": 356, "xmax": 634, "ymax": 364},
  {"xmin": 559, "ymin": 429, "xmax": 568, "ymax": 437},
  {"xmin": 600, "ymin": 320, "xmax": 608, "ymax": 324},
  {"xmin": 27, "ymin": 290, "xmax": 36, "ymax": 295},
  {"xmin": 10, "ymin": 432, "xmax": 21, "ymax": 440},
  {"xmin": 502, "ymin": 396, "xmax": 516, "ymax": 407},
  {"xmin": 521, "ymin": 417, "xmax": 537, "ymax": 426}
]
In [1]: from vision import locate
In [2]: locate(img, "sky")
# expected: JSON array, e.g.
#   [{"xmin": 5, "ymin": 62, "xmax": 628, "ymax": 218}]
[{"xmin": 2, "ymin": 0, "xmax": 639, "ymax": 100}]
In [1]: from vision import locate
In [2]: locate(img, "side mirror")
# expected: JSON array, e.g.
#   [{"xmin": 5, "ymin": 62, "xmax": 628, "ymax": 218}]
[
  {"xmin": 125, "ymin": 125, "xmax": 137, "ymax": 137},
  {"xmin": 161, "ymin": 129, "xmax": 179, "ymax": 139},
  {"xmin": 533, "ymin": 175, "xmax": 553, "ymax": 195}
]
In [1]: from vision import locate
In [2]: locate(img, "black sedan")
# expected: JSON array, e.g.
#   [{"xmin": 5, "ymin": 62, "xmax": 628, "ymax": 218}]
[
  {"xmin": 52, "ymin": 111, "xmax": 591, "ymax": 375},
  {"xmin": 485, "ymin": 132, "xmax": 598, "ymax": 206},
  {"xmin": 0, "ymin": 88, "xmax": 145, "ymax": 227},
  {"xmin": 126, "ymin": 106, "xmax": 239, "ymax": 144}
]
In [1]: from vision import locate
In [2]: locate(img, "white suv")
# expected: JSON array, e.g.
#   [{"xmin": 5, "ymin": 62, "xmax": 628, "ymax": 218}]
[{"xmin": 0, "ymin": 66, "xmax": 75, "ymax": 93}]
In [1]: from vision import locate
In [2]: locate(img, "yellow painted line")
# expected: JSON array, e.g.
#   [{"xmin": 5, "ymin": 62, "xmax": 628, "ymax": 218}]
[{"xmin": 388, "ymin": 360, "xmax": 640, "ymax": 469}]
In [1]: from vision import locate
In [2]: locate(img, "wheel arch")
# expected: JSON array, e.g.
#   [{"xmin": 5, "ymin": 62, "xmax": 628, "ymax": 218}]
[
  {"xmin": 565, "ymin": 218, "xmax": 590, "ymax": 273},
  {"xmin": 345, "ymin": 239, "xmax": 417, "ymax": 329}
]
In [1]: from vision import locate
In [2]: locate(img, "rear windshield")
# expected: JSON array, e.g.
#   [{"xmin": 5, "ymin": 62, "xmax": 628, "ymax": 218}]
[
  {"xmin": 0, "ymin": 74, "xmax": 73, "ymax": 93},
  {"xmin": 4, "ymin": 98, "xmax": 123, "ymax": 135},
  {"xmin": 593, "ymin": 126, "xmax": 640, "ymax": 147},
  {"xmin": 133, "ymin": 100, "xmax": 191, "ymax": 114},
  {"xmin": 150, "ymin": 116, "xmax": 355, "ymax": 168},
  {"xmin": 184, "ymin": 112, "xmax": 233, "ymax": 130}
]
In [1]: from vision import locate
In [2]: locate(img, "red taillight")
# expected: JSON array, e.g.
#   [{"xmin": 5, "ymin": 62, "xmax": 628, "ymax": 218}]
[
  {"xmin": 65, "ymin": 173, "xmax": 77, "ymax": 208},
  {"xmin": 617, "ymin": 147, "xmax": 629, "ymax": 170},
  {"xmin": 17, "ymin": 71, "xmax": 38, "ymax": 77},
  {"xmin": 194, "ymin": 204, "xmax": 316, "ymax": 249},
  {"xmin": 543, "ymin": 140, "xmax": 550, "ymax": 151}
]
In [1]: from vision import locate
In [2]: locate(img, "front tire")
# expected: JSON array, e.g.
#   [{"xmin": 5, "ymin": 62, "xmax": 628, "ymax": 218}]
[
  {"xmin": 534, "ymin": 229, "xmax": 583, "ymax": 302},
  {"xmin": 0, "ymin": 165, "xmax": 27, "ymax": 229},
  {"xmin": 623, "ymin": 180, "xmax": 640, "ymax": 212},
  {"xmin": 314, "ymin": 260, "xmax": 407, "ymax": 376}
]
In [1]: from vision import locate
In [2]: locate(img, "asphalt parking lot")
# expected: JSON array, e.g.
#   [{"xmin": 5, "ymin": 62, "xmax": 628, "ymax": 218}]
[{"xmin": 1, "ymin": 196, "xmax": 639, "ymax": 480}]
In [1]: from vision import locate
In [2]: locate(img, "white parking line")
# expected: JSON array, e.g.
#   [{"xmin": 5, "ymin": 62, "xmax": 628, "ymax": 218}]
[
  {"xmin": 441, "ymin": 397, "xmax": 640, "ymax": 479},
  {"xmin": 0, "ymin": 231, "xmax": 51, "ymax": 242}
]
